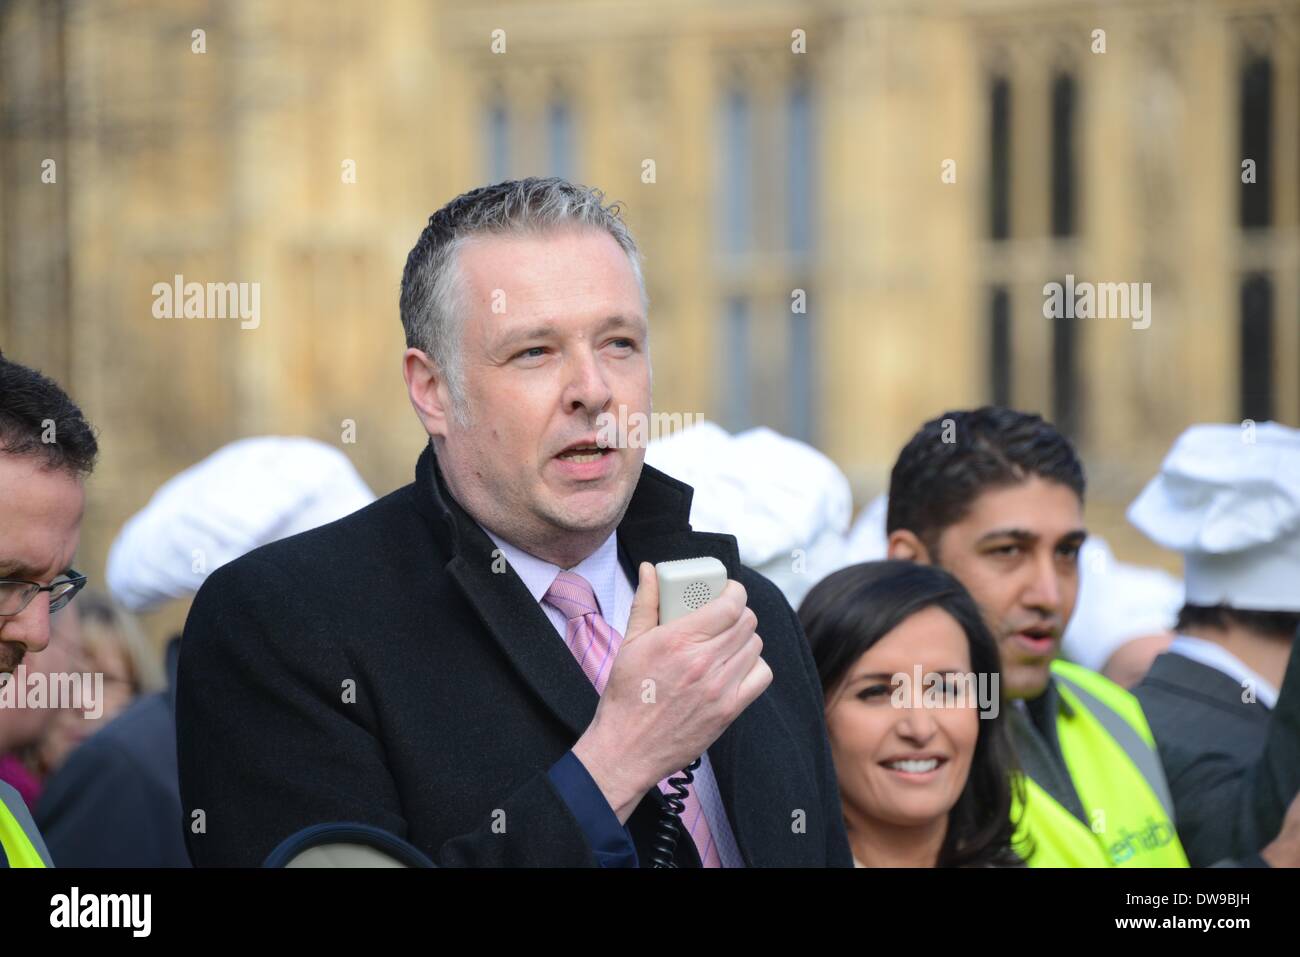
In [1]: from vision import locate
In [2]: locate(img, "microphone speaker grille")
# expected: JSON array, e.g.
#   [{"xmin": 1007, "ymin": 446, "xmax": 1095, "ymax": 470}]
[{"xmin": 684, "ymin": 581, "xmax": 712, "ymax": 608}]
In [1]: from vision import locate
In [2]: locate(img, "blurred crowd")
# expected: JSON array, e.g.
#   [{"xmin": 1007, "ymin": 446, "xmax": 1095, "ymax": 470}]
[
  {"xmin": 4, "ymin": 365, "xmax": 1295, "ymax": 867},
  {"xmin": 1, "ymin": 179, "xmax": 1297, "ymax": 869}
]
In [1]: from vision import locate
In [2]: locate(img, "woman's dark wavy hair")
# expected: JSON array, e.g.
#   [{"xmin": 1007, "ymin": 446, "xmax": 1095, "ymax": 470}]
[{"xmin": 800, "ymin": 560, "xmax": 1024, "ymax": 867}]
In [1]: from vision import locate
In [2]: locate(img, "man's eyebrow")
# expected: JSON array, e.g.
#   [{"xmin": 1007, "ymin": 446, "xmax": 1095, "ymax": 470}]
[
  {"xmin": 492, "ymin": 324, "xmax": 558, "ymax": 352},
  {"xmin": 975, "ymin": 527, "xmax": 1088, "ymax": 548},
  {"xmin": 976, "ymin": 528, "xmax": 1039, "ymax": 546},
  {"xmin": 0, "ymin": 562, "xmax": 32, "ymax": 579},
  {"xmin": 592, "ymin": 313, "xmax": 645, "ymax": 336},
  {"xmin": 491, "ymin": 314, "xmax": 645, "ymax": 352}
]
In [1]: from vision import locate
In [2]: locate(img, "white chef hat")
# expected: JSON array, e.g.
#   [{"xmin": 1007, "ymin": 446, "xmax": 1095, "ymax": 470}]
[
  {"xmin": 1061, "ymin": 536, "xmax": 1183, "ymax": 672},
  {"xmin": 107, "ymin": 436, "xmax": 376, "ymax": 613},
  {"xmin": 844, "ymin": 494, "xmax": 890, "ymax": 564},
  {"xmin": 645, "ymin": 420, "xmax": 853, "ymax": 606},
  {"xmin": 1127, "ymin": 422, "xmax": 1300, "ymax": 613}
]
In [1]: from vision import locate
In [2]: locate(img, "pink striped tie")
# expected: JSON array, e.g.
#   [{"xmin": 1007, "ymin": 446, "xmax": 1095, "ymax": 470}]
[{"xmin": 543, "ymin": 570, "xmax": 721, "ymax": 867}]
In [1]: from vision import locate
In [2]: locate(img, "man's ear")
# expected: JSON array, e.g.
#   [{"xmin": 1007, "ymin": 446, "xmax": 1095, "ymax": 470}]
[
  {"xmin": 886, "ymin": 528, "xmax": 933, "ymax": 565},
  {"xmin": 403, "ymin": 348, "xmax": 455, "ymax": 439}
]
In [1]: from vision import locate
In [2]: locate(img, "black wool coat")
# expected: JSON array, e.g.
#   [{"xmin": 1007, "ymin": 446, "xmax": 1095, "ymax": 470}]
[{"xmin": 177, "ymin": 445, "xmax": 853, "ymax": 867}]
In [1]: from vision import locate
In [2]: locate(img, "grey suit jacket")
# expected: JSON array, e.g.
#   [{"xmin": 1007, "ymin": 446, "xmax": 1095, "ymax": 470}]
[{"xmin": 1134, "ymin": 634, "xmax": 1300, "ymax": 867}]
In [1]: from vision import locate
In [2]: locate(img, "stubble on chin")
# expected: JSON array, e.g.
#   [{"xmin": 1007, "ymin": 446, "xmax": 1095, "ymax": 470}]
[
  {"xmin": 0, "ymin": 643, "xmax": 23, "ymax": 675},
  {"xmin": 1006, "ymin": 662, "xmax": 1053, "ymax": 701},
  {"xmin": 542, "ymin": 486, "xmax": 628, "ymax": 536},
  {"xmin": 543, "ymin": 463, "xmax": 640, "ymax": 537}
]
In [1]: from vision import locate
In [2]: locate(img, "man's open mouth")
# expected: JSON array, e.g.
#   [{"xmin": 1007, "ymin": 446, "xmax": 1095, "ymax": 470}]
[
  {"xmin": 1012, "ymin": 627, "xmax": 1056, "ymax": 652},
  {"xmin": 555, "ymin": 446, "xmax": 611, "ymax": 463},
  {"xmin": 554, "ymin": 435, "xmax": 616, "ymax": 464}
]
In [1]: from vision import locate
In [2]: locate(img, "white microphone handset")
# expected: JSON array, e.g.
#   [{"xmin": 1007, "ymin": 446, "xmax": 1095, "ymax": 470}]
[
  {"xmin": 650, "ymin": 556, "xmax": 730, "ymax": 866},
  {"xmin": 655, "ymin": 557, "xmax": 729, "ymax": 624}
]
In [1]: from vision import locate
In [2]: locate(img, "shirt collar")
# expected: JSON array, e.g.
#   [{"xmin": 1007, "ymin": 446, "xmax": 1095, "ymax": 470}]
[
  {"xmin": 482, "ymin": 526, "xmax": 621, "ymax": 619},
  {"xmin": 1168, "ymin": 634, "xmax": 1279, "ymax": 708},
  {"xmin": 1013, "ymin": 673, "xmax": 1076, "ymax": 722}
]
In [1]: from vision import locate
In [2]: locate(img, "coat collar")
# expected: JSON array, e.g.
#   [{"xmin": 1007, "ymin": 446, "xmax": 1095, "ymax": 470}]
[
  {"xmin": 410, "ymin": 444, "xmax": 748, "ymax": 728},
  {"xmin": 410, "ymin": 440, "xmax": 737, "ymax": 571},
  {"xmin": 410, "ymin": 443, "xmax": 782, "ymax": 865},
  {"xmin": 411, "ymin": 443, "xmax": 745, "ymax": 742},
  {"xmin": 1145, "ymin": 649, "xmax": 1274, "ymax": 718}
]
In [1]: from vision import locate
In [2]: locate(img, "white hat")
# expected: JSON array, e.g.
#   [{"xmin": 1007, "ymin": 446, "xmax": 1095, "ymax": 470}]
[
  {"xmin": 645, "ymin": 421, "xmax": 852, "ymax": 606},
  {"xmin": 1061, "ymin": 537, "xmax": 1183, "ymax": 672},
  {"xmin": 107, "ymin": 436, "xmax": 376, "ymax": 612},
  {"xmin": 844, "ymin": 494, "xmax": 890, "ymax": 563},
  {"xmin": 1127, "ymin": 422, "xmax": 1300, "ymax": 613}
]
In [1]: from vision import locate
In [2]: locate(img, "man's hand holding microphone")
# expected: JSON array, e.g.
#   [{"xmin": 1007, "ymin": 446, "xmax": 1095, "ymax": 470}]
[{"xmin": 572, "ymin": 562, "xmax": 773, "ymax": 824}]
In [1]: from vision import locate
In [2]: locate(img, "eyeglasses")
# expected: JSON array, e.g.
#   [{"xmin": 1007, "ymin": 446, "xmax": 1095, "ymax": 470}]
[{"xmin": 0, "ymin": 569, "xmax": 87, "ymax": 617}]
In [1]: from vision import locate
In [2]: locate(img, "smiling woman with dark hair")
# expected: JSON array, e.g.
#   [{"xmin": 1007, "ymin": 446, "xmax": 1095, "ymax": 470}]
[{"xmin": 801, "ymin": 560, "xmax": 1024, "ymax": 867}]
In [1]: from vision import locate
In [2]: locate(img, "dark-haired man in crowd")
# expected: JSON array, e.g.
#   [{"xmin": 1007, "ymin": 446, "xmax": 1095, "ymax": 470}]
[
  {"xmin": 884, "ymin": 407, "xmax": 1298, "ymax": 867},
  {"xmin": 1129, "ymin": 422, "xmax": 1300, "ymax": 866},
  {"xmin": 0, "ymin": 350, "xmax": 96, "ymax": 868}
]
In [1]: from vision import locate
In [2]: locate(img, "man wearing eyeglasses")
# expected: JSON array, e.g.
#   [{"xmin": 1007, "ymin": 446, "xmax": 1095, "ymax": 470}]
[{"xmin": 0, "ymin": 349, "xmax": 96, "ymax": 868}]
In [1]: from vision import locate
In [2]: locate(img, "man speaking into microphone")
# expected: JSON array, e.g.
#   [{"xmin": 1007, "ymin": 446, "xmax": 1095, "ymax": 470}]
[{"xmin": 177, "ymin": 178, "xmax": 852, "ymax": 867}]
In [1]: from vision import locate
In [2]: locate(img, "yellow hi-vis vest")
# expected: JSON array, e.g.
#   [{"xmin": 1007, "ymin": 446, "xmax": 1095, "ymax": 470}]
[
  {"xmin": 1012, "ymin": 659, "xmax": 1189, "ymax": 867},
  {"xmin": 0, "ymin": 780, "xmax": 51, "ymax": 868}
]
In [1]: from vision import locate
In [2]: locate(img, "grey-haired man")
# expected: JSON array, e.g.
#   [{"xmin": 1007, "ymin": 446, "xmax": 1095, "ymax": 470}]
[{"xmin": 178, "ymin": 178, "xmax": 853, "ymax": 868}]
